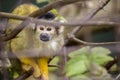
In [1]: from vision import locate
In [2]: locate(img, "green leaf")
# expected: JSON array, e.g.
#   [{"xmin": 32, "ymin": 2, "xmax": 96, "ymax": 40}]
[
  {"xmin": 50, "ymin": 9, "xmax": 58, "ymax": 17},
  {"xmin": 68, "ymin": 46, "xmax": 90, "ymax": 58},
  {"xmin": 65, "ymin": 46, "xmax": 113, "ymax": 77},
  {"xmin": 64, "ymin": 56, "xmax": 89, "ymax": 77},
  {"xmin": 91, "ymin": 54, "xmax": 113, "ymax": 65},
  {"xmin": 91, "ymin": 47, "xmax": 113, "ymax": 65},
  {"xmin": 55, "ymin": 16, "xmax": 67, "ymax": 22},
  {"xmin": 36, "ymin": 0, "xmax": 48, "ymax": 3},
  {"xmin": 91, "ymin": 47, "xmax": 111, "ymax": 55},
  {"xmin": 49, "ymin": 57, "xmax": 59, "ymax": 71}
]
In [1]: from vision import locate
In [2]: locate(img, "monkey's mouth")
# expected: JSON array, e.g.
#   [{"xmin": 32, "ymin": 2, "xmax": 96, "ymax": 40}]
[
  {"xmin": 40, "ymin": 33, "xmax": 50, "ymax": 42},
  {"xmin": 40, "ymin": 37, "xmax": 49, "ymax": 42}
]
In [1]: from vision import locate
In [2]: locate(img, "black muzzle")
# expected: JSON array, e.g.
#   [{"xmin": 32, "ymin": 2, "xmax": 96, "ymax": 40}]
[{"xmin": 40, "ymin": 33, "xmax": 50, "ymax": 42}]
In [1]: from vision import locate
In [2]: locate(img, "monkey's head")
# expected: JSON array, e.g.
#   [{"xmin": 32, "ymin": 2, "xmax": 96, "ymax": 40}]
[
  {"xmin": 34, "ymin": 24, "xmax": 64, "ymax": 43},
  {"xmin": 34, "ymin": 12, "xmax": 65, "ymax": 43}
]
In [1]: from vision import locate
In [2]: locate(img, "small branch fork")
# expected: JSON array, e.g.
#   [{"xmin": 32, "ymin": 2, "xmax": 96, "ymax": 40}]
[{"xmin": 67, "ymin": 0, "xmax": 120, "ymax": 46}]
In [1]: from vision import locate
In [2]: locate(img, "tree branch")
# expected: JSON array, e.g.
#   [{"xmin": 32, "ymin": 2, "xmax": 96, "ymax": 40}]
[
  {"xmin": 0, "ymin": 12, "xmax": 29, "ymax": 20},
  {"xmin": 1, "ymin": 20, "xmax": 29, "ymax": 41},
  {"xmin": 70, "ymin": 35, "xmax": 120, "ymax": 46},
  {"xmin": 0, "ymin": 11, "xmax": 119, "ymax": 27},
  {"xmin": 15, "ymin": 68, "xmax": 34, "ymax": 80},
  {"xmin": 68, "ymin": 0, "xmax": 111, "ymax": 36},
  {"xmin": 67, "ymin": 0, "xmax": 114, "ymax": 45},
  {"xmin": 29, "ymin": 0, "xmax": 88, "ymax": 17},
  {"xmin": 115, "ymin": 73, "xmax": 120, "ymax": 80}
]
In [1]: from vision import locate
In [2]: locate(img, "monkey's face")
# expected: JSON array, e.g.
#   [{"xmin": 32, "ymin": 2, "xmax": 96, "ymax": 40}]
[
  {"xmin": 35, "ymin": 25, "xmax": 64, "ymax": 43},
  {"xmin": 39, "ymin": 25, "xmax": 55, "ymax": 42}
]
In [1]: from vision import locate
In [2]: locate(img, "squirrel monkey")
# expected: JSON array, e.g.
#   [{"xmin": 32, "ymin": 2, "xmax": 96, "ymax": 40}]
[{"xmin": 7, "ymin": 4, "xmax": 64, "ymax": 80}]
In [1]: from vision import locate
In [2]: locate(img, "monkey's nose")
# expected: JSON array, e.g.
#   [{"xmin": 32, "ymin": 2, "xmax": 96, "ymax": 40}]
[{"xmin": 40, "ymin": 33, "xmax": 50, "ymax": 41}]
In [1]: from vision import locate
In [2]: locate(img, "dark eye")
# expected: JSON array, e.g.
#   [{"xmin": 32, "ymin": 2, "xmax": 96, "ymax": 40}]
[
  {"xmin": 40, "ymin": 27, "xmax": 44, "ymax": 30},
  {"xmin": 47, "ymin": 27, "xmax": 51, "ymax": 31}
]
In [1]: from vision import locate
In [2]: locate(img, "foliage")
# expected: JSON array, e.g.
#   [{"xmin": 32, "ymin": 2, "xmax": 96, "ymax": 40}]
[
  {"xmin": 49, "ymin": 57, "xmax": 59, "ymax": 71},
  {"xmin": 36, "ymin": 0, "xmax": 49, "ymax": 3},
  {"xmin": 50, "ymin": 9, "xmax": 58, "ymax": 17},
  {"xmin": 64, "ymin": 46, "xmax": 114, "ymax": 80}
]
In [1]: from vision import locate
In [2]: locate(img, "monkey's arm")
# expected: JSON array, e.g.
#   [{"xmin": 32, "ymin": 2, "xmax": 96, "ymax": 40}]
[
  {"xmin": 19, "ymin": 57, "xmax": 41, "ymax": 78},
  {"xmin": 37, "ymin": 57, "xmax": 49, "ymax": 80}
]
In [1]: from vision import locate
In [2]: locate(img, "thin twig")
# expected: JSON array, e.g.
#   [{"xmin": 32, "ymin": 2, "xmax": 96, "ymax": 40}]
[
  {"xmin": 115, "ymin": 73, "xmax": 120, "ymax": 80},
  {"xmin": 15, "ymin": 68, "xmax": 34, "ymax": 80},
  {"xmin": 29, "ymin": 0, "xmax": 86, "ymax": 17},
  {"xmin": 70, "ymin": 35, "xmax": 120, "ymax": 45},
  {"xmin": 0, "ymin": 12, "xmax": 119, "ymax": 27},
  {"xmin": 0, "ymin": 22, "xmax": 9, "ymax": 80},
  {"xmin": 0, "ymin": 12, "xmax": 29, "ymax": 20},
  {"xmin": 67, "ymin": 0, "xmax": 112, "ymax": 45},
  {"xmin": 68, "ymin": 0, "xmax": 111, "ymax": 36}
]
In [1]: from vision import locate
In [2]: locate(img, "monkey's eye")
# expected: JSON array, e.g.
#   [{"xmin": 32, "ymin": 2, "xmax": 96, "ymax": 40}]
[
  {"xmin": 40, "ymin": 27, "xmax": 44, "ymax": 30},
  {"xmin": 47, "ymin": 27, "xmax": 51, "ymax": 31}
]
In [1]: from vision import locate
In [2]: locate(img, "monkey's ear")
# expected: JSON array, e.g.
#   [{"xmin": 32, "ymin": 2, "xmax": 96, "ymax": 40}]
[
  {"xmin": 57, "ymin": 19, "xmax": 66, "ymax": 34},
  {"xmin": 55, "ymin": 20, "xmax": 65, "ymax": 34},
  {"xmin": 58, "ymin": 25, "xmax": 64, "ymax": 34},
  {"xmin": 54, "ymin": 16, "xmax": 66, "ymax": 34}
]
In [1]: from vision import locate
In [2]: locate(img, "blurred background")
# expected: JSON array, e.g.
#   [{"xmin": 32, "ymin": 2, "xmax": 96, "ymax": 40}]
[{"xmin": 0, "ymin": 0, "xmax": 120, "ymax": 80}]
